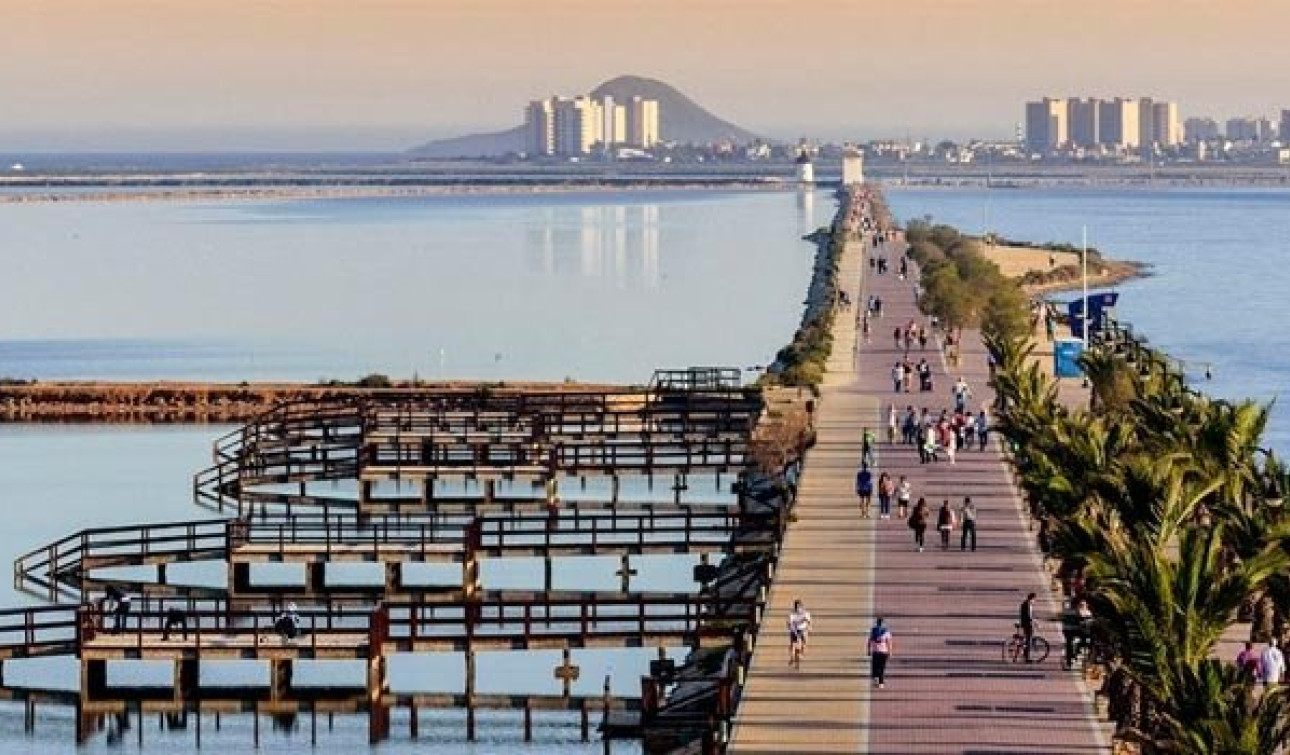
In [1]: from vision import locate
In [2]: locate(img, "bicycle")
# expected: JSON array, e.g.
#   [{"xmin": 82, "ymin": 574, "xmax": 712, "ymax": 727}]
[{"xmin": 1003, "ymin": 622, "xmax": 1050, "ymax": 663}]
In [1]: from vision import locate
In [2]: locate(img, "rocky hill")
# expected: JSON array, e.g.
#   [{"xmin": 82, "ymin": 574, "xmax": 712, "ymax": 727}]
[{"xmin": 409, "ymin": 75, "xmax": 760, "ymax": 158}]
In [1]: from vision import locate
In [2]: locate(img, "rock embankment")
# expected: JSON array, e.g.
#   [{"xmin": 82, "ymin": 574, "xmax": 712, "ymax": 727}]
[{"xmin": 0, "ymin": 380, "xmax": 618, "ymax": 423}]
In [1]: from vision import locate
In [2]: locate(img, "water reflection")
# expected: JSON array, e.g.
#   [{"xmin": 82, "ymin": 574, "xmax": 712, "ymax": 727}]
[
  {"xmin": 526, "ymin": 203, "xmax": 661, "ymax": 288},
  {"xmin": 797, "ymin": 188, "xmax": 816, "ymax": 236}
]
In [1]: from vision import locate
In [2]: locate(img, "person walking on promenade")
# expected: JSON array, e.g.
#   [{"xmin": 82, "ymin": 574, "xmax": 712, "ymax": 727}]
[
  {"xmin": 788, "ymin": 599, "xmax": 812, "ymax": 669},
  {"xmin": 868, "ymin": 618, "xmax": 893, "ymax": 689},
  {"xmin": 877, "ymin": 472, "xmax": 894, "ymax": 519},
  {"xmin": 887, "ymin": 404, "xmax": 898, "ymax": 444},
  {"xmin": 953, "ymin": 376, "xmax": 973, "ymax": 414},
  {"xmin": 891, "ymin": 361, "xmax": 903, "ymax": 393},
  {"xmin": 856, "ymin": 464, "xmax": 874, "ymax": 518},
  {"xmin": 909, "ymin": 498, "xmax": 929, "ymax": 552},
  {"xmin": 1262, "ymin": 640, "xmax": 1285, "ymax": 686},
  {"xmin": 902, "ymin": 407, "xmax": 918, "ymax": 445},
  {"xmin": 959, "ymin": 497, "xmax": 978, "ymax": 551},
  {"xmin": 1020, "ymin": 592, "xmax": 1038, "ymax": 662},
  {"xmin": 937, "ymin": 500, "xmax": 956, "ymax": 550},
  {"xmin": 1238, "ymin": 641, "xmax": 1263, "ymax": 680},
  {"xmin": 896, "ymin": 476, "xmax": 912, "ymax": 520},
  {"xmin": 862, "ymin": 429, "xmax": 877, "ymax": 467},
  {"xmin": 975, "ymin": 409, "xmax": 990, "ymax": 451},
  {"xmin": 939, "ymin": 419, "xmax": 956, "ymax": 465}
]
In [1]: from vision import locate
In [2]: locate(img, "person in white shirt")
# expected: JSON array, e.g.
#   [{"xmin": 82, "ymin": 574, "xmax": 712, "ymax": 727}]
[
  {"xmin": 787, "ymin": 599, "xmax": 813, "ymax": 669},
  {"xmin": 1262, "ymin": 640, "xmax": 1285, "ymax": 685}
]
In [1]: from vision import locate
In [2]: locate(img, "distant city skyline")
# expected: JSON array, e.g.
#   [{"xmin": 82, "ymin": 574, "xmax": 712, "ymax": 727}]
[{"xmin": 3, "ymin": 0, "xmax": 1289, "ymax": 151}]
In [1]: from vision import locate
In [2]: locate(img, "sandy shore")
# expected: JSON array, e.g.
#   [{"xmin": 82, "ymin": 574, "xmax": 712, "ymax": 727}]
[{"xmin": 980, "ymin": 242, "xmax": 1146, "ymax": 295}]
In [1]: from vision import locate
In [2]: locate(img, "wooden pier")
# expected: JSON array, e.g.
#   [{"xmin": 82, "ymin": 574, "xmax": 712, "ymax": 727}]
[{"xmin": 1, "ymin": 367, "xmax": 810, "ymax": 749}]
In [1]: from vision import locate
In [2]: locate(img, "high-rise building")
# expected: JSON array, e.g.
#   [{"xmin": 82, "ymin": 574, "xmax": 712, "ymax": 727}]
[
  {"xmin": 1098, "ymin": 98, "xmax": 1140, "ymax": 149},
  {"xmin": 1226, "ymin": 117, "xmax": 1261, "ymax": 142},
  {"xmin": 625, "ymin": 97, "xmax": 660, "ymax": 148},
  {"xmin": 1137, "ymin": 98, "xmax": 1156, "ymax": 151},
  {"xmin": 598, "ymin": 96, "xmax": 626, "ymax": 147},
  {"xmin": 1024, "ymin": 98, "xmax": 1067, "ymax": 153},
  {"xmin": 1150, "ymin": 101, "xmax": 1181, "ymax": 147},
  {"xmin": 525, "ymin": 99, "xmax": 556, "ymax": 156},
  {"xmin": 1255, "ymin": 117, "xmax": 1277, "ymax": 143},
  {"xmin": 553, "ymin": 96, "xmax": 601, "ymax": 156},
  {"xmin": 1184, "ymin": 117, "xmax": 1220, "ymax": 143},
  {"xmin": 1067, "ymin": 98, "xmax": 1100, "ymax": 147},
  {"xmin": 1281, "ymin": 110, "xmax": 1290, "ymax": 143}
]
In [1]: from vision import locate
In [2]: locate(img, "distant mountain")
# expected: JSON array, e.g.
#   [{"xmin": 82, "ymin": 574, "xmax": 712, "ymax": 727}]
[
  {"xmin": 591, "ymin": 75, "xmax": 759, "ymax": 145},
  {"xmin": 408, "ymin": 75, "xmax": 760, "ymax": 158}
]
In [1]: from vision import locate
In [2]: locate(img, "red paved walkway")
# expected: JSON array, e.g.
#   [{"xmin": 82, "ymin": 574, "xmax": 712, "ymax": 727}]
[{"xmin": 859, "ymin": 240, "xmax": 1108, "ymax": 753}]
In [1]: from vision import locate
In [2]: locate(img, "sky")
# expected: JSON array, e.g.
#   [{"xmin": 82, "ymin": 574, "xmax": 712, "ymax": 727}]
[{"xmin": 2, "ymin": 0, "xmax": 1288, "ymax": 151}]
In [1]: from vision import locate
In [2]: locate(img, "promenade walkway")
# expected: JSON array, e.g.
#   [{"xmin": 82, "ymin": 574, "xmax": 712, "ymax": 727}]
[{"xmin": 730, "ymin": 224, "xmax": 1109, "ymax": 753}]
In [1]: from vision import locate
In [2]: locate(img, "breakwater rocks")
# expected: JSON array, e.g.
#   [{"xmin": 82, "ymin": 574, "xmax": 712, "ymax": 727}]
[{"xmin": 0, "ymin": 380, "xmax": 619, "ymax": 423}]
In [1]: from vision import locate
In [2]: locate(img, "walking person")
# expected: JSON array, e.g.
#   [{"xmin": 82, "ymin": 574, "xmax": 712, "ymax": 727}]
[
  {"xmin": 877, "ymin": 472, "xmax": 894, "ymax": 519},
  {"xmin": 909, "ymin": 498, "xmax": 929, "ymax": 552},
  {"xmin": 959, "ymin": 497, "xmax": 978, "ymax": 551},
  {"xmin": 953, "ymin": 376, "xmax": 973, "ymax": 414},
  {"xmin": 856, "ymin": 464, "xmax": 874, "ymax": 518},
  {"xmin": 896, "ymin": 476, "xmax": 912, "ymax": 519},
  {"xmin": 975, "ymin": 409, "xmax": 990, "ymax": 451},
  {"xmin": 868, "ymin": 617, "xmax": 893, "ymax": 689},
  {"xmin": 788, "ymin": 599, "xmax": 812, "ymax": 669},
  {"xmin": 106, "ymin": 585, "xmax": 131, "ymax": 634},
  {"xmin": 886, "ymin": 404, "xmax": 898, "ymax": 445},
  {"xmin": 1262, "ymin": 640, "xmax": 1286, "ymax": 686},
  {"xmin": 937, "ymin": 500, "xmax": 956, "ymax": 550},
  {"xmin": 1020, "ymin": 592, "xmax": 1038, "ymax": 662},
  {"xmin": 162, "ymin": 606, "xmax": 188, "ymax": 641}
]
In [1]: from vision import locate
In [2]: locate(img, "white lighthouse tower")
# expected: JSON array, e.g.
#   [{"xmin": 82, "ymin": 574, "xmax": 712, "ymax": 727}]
[
  {"xmin": 795, "ymin": 147, "xmax": 815, "ymax": 186},
  {"xmin": 841, "ymin": 143, "xmax": 865, "ymax": 186}
]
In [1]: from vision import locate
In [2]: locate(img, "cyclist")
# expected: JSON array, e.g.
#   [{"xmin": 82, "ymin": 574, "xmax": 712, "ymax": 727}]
[{"xmin": 1019, "ymin": 592, "xmax": 1037, "ymax": 662}]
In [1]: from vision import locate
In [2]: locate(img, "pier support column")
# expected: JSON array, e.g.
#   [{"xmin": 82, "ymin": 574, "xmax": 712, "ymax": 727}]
[
  {"xmin": 385, "ymin": 562, "xmax": 403, "ymax": 595},
  {"xmin": 465, "ymin": 649, "xmax": 477, "ymax": 741},
  {"xmin": 175, "ymin": 659, "xmax": 199, "ymax": 703},
  {"xmin": 366, "ymin": 653, "xmax": 388, "ymax": 744},
  {"xmin": 270, "ymin": 658, "xmax": 293, "ymax": 702},
  {"xmin": 306, "ymin": 562, "xmax": 327, "ymax": 595}
]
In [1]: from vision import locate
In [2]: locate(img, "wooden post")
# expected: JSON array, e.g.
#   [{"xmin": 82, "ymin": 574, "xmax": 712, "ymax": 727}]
[{"xmin": 465, "ymin": 649, "xmax": 477, "ymax": 741}]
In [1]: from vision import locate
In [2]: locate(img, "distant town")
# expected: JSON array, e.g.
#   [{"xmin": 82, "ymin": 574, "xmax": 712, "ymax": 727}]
[{"xmin": 1022, "ymin": 96, "xmax": 1290, "ymax": 166}]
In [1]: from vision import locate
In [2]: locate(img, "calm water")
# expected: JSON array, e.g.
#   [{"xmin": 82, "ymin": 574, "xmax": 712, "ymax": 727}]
[
  {"xmin": 0, "ymin": 188, "xmax": 829, "ymax": 751},
  {"xmin": 887, "ymin": 186, "xmax": 1290, "ymax": 453},
  {"xmin": 11, "ymin": 185, "xmax": 1290, "ymax": 750},
  {"xmin": 0, "ymin": 189, "xmax": 822, "ymax": 382}
]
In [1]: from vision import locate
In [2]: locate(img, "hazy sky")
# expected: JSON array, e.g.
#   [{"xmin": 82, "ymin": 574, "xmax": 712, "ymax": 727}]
[{"xmin": 2, "ymin": 0, "xmax": 1288, "ymax": 150}]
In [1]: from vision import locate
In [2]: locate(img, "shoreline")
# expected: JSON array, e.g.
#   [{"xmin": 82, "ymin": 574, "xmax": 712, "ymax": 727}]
[
  {"xmin": 0, "ymin": 379, "xmax": 623, "ymax": 424},
  {"xmin": 0, "ymin": 180, "xmax": 791, "ymax": 205}
]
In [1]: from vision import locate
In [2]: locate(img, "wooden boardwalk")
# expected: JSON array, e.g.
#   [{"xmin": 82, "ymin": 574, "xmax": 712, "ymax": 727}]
[{"xmin": 730, "ymin": 230, "xmax": 1110, "ymax": 753}]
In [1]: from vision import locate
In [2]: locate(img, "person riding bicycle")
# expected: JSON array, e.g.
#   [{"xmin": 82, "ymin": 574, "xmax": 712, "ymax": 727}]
[{"xmin": 1061, "ymin": 597, "xmax": 1093, "ymax": 668}]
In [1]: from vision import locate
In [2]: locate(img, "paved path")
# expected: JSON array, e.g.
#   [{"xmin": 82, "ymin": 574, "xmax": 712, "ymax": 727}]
[
  {"xmin": 860, "ymin": 252, "xmax": 1106, "ymax": 753},
  {"xmin": 731, "ymin": 219, "xmax": 1109, "ymax": 752},
  {"xmin": 729, "ymin": 236, "xmax": 878, "ymax": 754}
]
